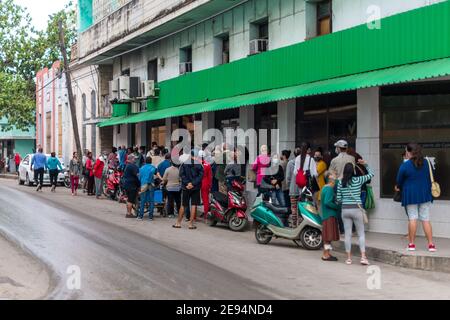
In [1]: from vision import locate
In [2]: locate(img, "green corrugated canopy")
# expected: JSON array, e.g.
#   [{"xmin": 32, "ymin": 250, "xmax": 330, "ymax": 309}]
[{"xmin": 98, "ymin": 57, "xmax": 450, "ymax": 127}]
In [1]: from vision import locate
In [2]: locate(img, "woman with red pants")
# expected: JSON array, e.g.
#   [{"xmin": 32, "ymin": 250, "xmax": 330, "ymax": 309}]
[
  {"xmin": 199, "ymin": 150, "xmax": 213, "ymax": 218},
  {"xmin": 85, "ymin": 152, "xmax": 95, "ymax": 196},
  {"xmin": 69, "ymin": 152, "xmax": 82, "ymax": 196}
]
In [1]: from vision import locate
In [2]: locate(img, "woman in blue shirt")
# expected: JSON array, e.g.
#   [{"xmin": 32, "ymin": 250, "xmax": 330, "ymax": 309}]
[
  {"xmin": 396, "ymin": 143, "xmax": 436, "ymax": 252},
  {"xmin": 47, "ymin": 152, "xmax": 63, "ymax": 192}
]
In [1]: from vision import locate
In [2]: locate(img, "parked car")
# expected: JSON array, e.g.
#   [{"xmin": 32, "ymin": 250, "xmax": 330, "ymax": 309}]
[{"xmin": 18, "ymin": 154, "xmax": 66, "ymax": 186}]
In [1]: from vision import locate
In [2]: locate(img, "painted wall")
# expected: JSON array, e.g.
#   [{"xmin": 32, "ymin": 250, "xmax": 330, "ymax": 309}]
[{"xmin": 14, "ymin": 140, "xmax": 36, "ymax": 158}]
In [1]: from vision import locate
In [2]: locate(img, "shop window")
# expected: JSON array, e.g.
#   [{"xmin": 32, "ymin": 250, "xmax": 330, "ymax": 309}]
[
  {"xmin": 146, "ymin": 119, "xmax": 166, "ymax": 147},
  {"xmin": 317, "ymin": 0, "xmax": 332, "ymax": 36},
  {"xmin": 380, "ymin": 82, "xmax": 450, "ymax": 199},
  {"xmin": 215, "ymin": 108, "xmax": 240, "ymax": 132},
  {"xmin": 296, "ymin": 91, "xmax": 357, "ymax": 154},
  {"xmin": 255, "ymin": 102, "xmax": 278, "ymax": 151}
]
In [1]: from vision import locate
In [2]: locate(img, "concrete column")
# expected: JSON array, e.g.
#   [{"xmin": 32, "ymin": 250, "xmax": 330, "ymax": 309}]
[
  {"xmin": 202, "ymin": 111, "xmax": 216, "ymax": 144},
  {"xmin": 140, "ymin": 122, "xmax": 147, "ymax": 148},
  {"xmin": 356, "ymin": 87, "xmax": 380, "ymax": 198},
  {"xmin": 239, "ymin": 105, "xmax": 257, "ymax": 198},
  {"xmin": 277, "ymin": 99, "xmax": 296, "ymax": 153},
  {"xmin": 165, "ymin": 117, "xmax": 172, "ymax": 149}
]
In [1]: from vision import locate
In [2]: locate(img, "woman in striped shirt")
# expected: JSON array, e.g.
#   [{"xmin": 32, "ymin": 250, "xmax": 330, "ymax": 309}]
[{"xmin": 337, "ymin": 160, "xmax": 374, "ymax": 265}]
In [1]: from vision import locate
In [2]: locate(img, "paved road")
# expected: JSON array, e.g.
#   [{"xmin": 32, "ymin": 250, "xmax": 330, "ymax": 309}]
[
  {"xmin": 1, "ymin": 179, "xmax": 450, "ymax": 300},
  {"xmin": 0, "ymin": 183, "xmax": 275, "ymax": 300}
]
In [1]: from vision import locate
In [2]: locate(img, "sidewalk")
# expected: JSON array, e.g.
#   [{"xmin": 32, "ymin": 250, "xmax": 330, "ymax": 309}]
[
  {"xmin": 0, "ymin": 234, "xmax": 51, "ymax": 299},
  {"xmin": 0, "ymin": 173, "xmax": 18, "ymax": 180},
  {"xmin": 334, "ymin": 232, "xmax": 450, "ymax": 273}
]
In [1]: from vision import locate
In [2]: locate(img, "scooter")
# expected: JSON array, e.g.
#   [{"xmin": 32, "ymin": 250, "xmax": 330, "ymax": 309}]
[
  {"xmin": 104, "ymin": 169, "xmax": 123, "ymax": 200},
  {"xmin": 251, "ymin": 187, "xmax": 323, "ymax": 250},
  {"xmin": 207, "ymin": 178, "xmax": 248, "ymax": 232}
]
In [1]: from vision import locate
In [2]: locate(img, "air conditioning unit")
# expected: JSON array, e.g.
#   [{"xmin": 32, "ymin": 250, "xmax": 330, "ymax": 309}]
[
  {"xmin": 249, "ymin": 39, "xmax": 269, "ymax": 55},
  {"xmin": 179, "ymin": 62, "xmax": 192, "ymax": 75},
  {"xmin": 140, "ymin": 80, "xmax": 156, "ymax": 98},
  {"xmin": 131, "ymin": 102, "xmax": 143, "ymax": 113},
  {"xmin": 108, "ymin": 79, "xmax": 119, "ymax": 102},
  {"xmin": 118, "ymin": 76, "xmax": 140, "ymax": 101}
]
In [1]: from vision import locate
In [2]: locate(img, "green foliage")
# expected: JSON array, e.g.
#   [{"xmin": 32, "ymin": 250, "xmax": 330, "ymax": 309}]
[{"xmin": 0, "ymin": 0, "xmax": 76, "ymax": 131}]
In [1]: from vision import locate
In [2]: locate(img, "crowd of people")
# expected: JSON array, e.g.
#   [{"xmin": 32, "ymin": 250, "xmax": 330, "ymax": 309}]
[{"xmin": 25, "ymin": 138, "xmax": 437, "ymax": 265}]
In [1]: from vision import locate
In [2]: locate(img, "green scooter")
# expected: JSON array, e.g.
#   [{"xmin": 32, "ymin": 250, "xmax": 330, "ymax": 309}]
[{"xmin": 251, "ymin": 187, "xmax": 323, "ymax": 250}]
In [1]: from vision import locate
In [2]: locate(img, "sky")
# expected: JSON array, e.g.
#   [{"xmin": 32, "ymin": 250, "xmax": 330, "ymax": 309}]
[{"xmin": 14, "ymin": 0, "xmax": 70, "ymax": 31}]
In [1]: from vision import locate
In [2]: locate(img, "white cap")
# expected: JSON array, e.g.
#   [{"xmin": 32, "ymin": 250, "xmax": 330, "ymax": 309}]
[{"xmin": 334, "ymin": 140, "xmax": 348, "ymax": 148}]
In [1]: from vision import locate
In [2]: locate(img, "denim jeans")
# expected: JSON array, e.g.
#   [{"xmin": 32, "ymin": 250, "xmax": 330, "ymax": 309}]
[
  {"xmin": 139, "ymin": 187, "xmax": 155, "ymax": 219},
  {"xmin": 270, "ymin": 189, "xmax": 286, "ymax": 207}
]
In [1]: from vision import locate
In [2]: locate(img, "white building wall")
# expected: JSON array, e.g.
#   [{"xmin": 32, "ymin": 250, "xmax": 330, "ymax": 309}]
[
  {"xmin": 111, "ymin": 0, "xmax": 443, "ymax": 85},
  {"xmin": 332, "ymin": 0, "xmax": 445, "ymax": 32}
]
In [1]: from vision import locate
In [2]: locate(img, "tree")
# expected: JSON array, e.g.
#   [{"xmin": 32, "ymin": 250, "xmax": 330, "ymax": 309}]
[{"xmin": 0, "ymin": 0, "xmax": 76, "ymax": 131}]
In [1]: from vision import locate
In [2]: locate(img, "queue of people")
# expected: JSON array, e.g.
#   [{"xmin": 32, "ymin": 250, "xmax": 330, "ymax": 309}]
[{"xmin": 25, "ymin": 138, "xmax": 437, "ymax": 265}]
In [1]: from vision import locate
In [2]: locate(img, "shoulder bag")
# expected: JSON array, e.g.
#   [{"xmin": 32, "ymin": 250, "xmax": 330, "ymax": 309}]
[
  {"xmin": 426, "ymin": 157, "xmax": 441, "ymax": 198},
  {"xmin": 349, "ymin": 189, "xmax": 369, "ymax": 225}
]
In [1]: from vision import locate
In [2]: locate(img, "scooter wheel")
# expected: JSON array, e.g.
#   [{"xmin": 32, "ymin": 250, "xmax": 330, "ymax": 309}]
[
  {"xmin": 228, "ymin": 212, "xmax": 247, "ymax": 232},
  {"xmin": 255, "ymin": 224, "xmax": 272, "ymax": 244},
  {"xmin": 299, "ymin": 227, "xmax": 323, "ymax": 250}
]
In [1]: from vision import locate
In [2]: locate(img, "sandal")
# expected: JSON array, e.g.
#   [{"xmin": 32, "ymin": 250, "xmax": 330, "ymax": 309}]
[
  {"xmin": 322, "ymin": 256, "xmax": 338, "ymax": 262},
  {"xmin": 345, "ymin": 259, "xmax": 352, "ymax": 265},
  {"xmin": 125, "ymin": 215, "xmax": 135, "ymax": 218},
  {"xmin": 172, "ymin": 225, "xmax": 181, "ymax": 229},
  {"xmin": 188, "ymin": 225, "xmax": 197, "ymax": 230},
  {"xmin": 360, "ymin": 257, "xmax": 370, "ymax": 266}
]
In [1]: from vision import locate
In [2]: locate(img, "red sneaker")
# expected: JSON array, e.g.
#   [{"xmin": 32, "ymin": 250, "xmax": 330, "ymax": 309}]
[
  {"xmin": 428, "ymin": 243, "xmax": 437, "ymax": 252},
  {"xmin": 407, "ymin": 243, "xmax": 416, "ymax": 251}
]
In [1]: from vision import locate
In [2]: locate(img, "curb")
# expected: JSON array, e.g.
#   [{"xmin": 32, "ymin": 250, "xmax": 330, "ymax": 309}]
[
  {"xmin": 0, "ymin": 227, "xmax": 61, "ymax": 299},
  {"xmin": 0, "ymin": 174, "xmax": 18, "ymax": 180},
  {"xmin": 333, "ymin": 240, "xmax": 450, "ymax": 273}
]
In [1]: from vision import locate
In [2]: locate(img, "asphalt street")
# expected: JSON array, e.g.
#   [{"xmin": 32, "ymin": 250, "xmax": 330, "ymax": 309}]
[{"xmin": 1, "ymin": 179, "xmax": 450, "ymax": 300}]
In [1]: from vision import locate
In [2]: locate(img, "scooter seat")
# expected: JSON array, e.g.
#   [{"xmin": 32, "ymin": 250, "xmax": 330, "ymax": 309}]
[
  {"xmin": 212, "ymin": 192, "xmax": 228, "ymax": 207},
  {"xmin": 264, "ymin": 202, "xmax": 289, "ymax": 214}
]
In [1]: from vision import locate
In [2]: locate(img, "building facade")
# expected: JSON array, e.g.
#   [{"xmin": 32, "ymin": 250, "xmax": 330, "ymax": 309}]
[
  {"xmin": 35, "ymin": 55, "xmax": 112, "ymax": 165},
  {"xmin": 35, "ymin": 61, "xmax": 69, "ymax": 161},
  {"xmin": 75, "ymin": 0, "xmax": 450, "ymax": 237},
  {"xmin": 0, "ymin": 118, "xmax": 35, "ymax": 162}
]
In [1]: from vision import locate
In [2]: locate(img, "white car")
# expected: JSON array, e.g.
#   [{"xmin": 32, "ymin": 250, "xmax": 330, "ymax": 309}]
[{"xmin": 18, "ymin": 154, "xmax": 66, "ymax": 186}]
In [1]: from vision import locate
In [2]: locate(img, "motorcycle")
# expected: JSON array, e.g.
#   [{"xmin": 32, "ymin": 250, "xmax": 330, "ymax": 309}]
[
  {"xmin": 207, "ymin": 178, "xmax": 248, "ymax": 232},
  {"xmin": 250, "ymin": 187, "xmax": 323, "ymax": 250},
  {"xmin": 63, "ymin": 169, "xmax": 71, "ymax": 188},
  {"xmin": 104, "ymin": 169, "xmax": 123, "ymax": 200}
]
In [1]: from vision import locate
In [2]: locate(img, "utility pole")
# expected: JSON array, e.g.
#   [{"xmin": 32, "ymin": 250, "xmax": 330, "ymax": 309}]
[{"xmin": 58, "ymin": 20, "xmax": 82, "ymax": 160}]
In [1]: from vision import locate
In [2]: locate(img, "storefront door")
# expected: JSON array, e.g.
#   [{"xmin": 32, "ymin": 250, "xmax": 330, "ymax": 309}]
[{"xmin": 296, "ymin": 92, "xmax": 357, "ymax": 154}]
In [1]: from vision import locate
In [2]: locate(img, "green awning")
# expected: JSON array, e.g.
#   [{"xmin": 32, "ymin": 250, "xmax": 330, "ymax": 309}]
[
  {"xmin": 97, "ymin": 115, "xmax": 129, "ymax": 127},
  {"xmin": 98, "ymin": 57, "xmax": 450, "ymax": 127}
]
